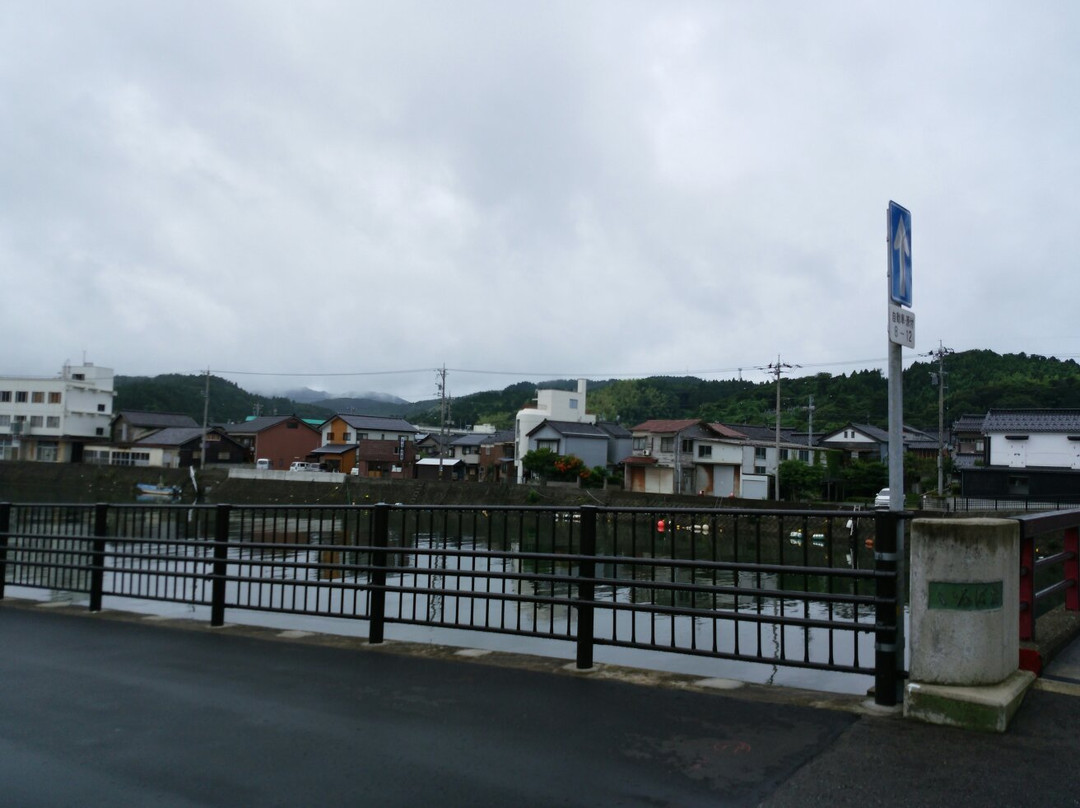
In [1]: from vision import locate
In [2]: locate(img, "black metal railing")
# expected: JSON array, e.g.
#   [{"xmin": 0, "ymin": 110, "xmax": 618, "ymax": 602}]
[{"xmin": 0, "ymin": 501, "xmax": 905, "ymax": 705}]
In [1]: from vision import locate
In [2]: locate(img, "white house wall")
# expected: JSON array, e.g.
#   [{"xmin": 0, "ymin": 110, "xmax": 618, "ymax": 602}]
[{"xmin": 989, "ymin": 433, "xmax": 1080, "ymax": 469}]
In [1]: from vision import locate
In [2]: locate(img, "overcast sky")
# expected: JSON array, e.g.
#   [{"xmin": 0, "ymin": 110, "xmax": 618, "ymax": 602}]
[{"xmin": 3, "ymin": 2, "xmax": 1078, "ymax": 401}]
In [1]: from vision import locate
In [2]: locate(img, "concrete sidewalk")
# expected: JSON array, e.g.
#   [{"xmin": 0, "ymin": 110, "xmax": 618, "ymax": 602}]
[{"xmin": 2, "ymin": 600, "xmax": 1079, "ymax": 807}]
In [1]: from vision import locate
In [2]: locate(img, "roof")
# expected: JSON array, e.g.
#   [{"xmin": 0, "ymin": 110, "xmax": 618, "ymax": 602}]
[
  {"xmin": 134, "ymin": 427, "xmax": 223, "ymax": 447},
  {"xmin": 982, "ymin": 409, "xmax": 1080, "ymax": 433},
  {"xmin": 225, "ymin": 415, "xmax": 317, "ymax": 434},
  {"xmin": 596, "ymin": 422, "xmax": 632, "ymax": 439},
  {"xmin": 114, "ymin": 411, "xmax": 199, "ymax": 429},
  {"xmin": 330, "ymin": 414, "xmax": 419, "ymax": 433},
  {"xmin": 415, "ymin": 457, "xmax": 465, "ymax": 467},
  {"xmin": 527, "ymin": 420, "xmax": 611, "ymax": 439},
  {"xmin": 310, "ymin": 443, "xmax": 358, "ymax": 456},
  {"xmin": 630, "ymin": 419, "xmax": 705, "ymax": 434},
  {"xmin": 953, "ymin": 413, "xmax": 988, "ymax": 433},
  {"xmin": 707, "ymin": 423, "xmax": 750, "ymax": 440}
]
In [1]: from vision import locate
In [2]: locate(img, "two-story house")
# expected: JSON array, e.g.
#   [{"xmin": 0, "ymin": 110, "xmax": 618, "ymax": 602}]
[
  {"xmin": 962, "ymin": 409, "xmax": 1080, "ymax": 500},
  {"xmin": 223, "ymin": 415, "xmax": 322, "ymax": 470},
  {"xmin": 314, "ymin": 414, "xmax": 419, "ymax": 477},
  {"xmin": 624, "ymin": 419, "xmax": 748, "ymax": 496}
]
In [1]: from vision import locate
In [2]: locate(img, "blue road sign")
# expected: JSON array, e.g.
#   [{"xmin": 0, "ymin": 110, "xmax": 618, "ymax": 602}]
[{"xmin": 888, "ymin": 201, "xmax": 912, "ymax": 307}]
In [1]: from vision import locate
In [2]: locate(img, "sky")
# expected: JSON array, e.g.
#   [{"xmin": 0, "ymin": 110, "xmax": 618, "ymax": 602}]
[{"xmin": 3, "ymin": 2, "xmax": 1079, "ymax": 402}]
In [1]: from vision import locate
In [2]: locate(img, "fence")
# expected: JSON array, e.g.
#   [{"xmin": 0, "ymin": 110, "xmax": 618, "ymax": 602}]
[
  {"xmin": 0, "ymin": 502, "xmax": 905, "ymax": 706},
  {"xmin": 1015, "ymin": 509, "xmax": 1080, "ymax": 641}
]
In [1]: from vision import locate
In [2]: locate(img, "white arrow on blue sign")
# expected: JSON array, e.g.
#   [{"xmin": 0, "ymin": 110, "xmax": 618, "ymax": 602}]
[{"xmin": 888, "ymin": 201, "xmax": 912, "ymax": 307}]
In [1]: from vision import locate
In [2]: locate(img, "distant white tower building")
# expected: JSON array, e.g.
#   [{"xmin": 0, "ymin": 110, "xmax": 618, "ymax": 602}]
[{"xmin": 514, "ymin": 379, "xmax": 596, "ymax": 483}]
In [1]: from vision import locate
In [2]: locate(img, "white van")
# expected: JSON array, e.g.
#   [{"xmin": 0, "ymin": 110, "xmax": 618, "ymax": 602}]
[
  {"xmin": 289, "ymin": 461, "xmax": 321, "ymax": 472},
  {"xmin": 255, "ymin": 458, "xmax": 271, "ymax": 470}
]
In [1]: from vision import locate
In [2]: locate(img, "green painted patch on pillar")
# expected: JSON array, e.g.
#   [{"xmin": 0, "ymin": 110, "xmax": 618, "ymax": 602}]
[{"xmin": 928, "ymin": 580, "xmax": 1003, "ymax": 611}]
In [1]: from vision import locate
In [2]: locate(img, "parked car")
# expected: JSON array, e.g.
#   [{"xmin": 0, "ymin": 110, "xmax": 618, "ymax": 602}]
[
  {"xmin": 289, "ymin": 461, "xmax": 320, "ymax": 472},
  {"xmin": 255, "ymin": 458, "xmax": 271, "ymax": 470},
  {"xmin": 874, "ymin": 488, "xmax": 891, "ymax": 509}
]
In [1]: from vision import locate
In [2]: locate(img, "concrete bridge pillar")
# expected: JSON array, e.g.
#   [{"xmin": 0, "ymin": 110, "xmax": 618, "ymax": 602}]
[{"xmin": 904, "ymin": 518, "xmax": 1035, "ymax": 732}]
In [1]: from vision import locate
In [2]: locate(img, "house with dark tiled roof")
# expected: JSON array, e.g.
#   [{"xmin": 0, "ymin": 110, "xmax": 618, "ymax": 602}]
[
  {"xmin": 818, "ymin": 422, "xmax": 936, "ymax": 463},
  {"xmin": 111, "ymin": 411, "xmax": 199, "ymax": 444},
  {"xmin": 133, "ymin": 426, "xmax": 247, "ymax": 468},
  {"xmin": 962, "ymin": 409, "xmax": 1080, "ymax": 501},
  {"xmin": 315, "ymin": 414, "xmax": 419, "ymax": 477}
]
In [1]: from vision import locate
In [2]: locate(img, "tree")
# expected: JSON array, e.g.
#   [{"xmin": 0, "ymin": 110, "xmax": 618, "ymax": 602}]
[{"xmin": 778, "ymin": 460, "xmax": 824, "ymax": 502}]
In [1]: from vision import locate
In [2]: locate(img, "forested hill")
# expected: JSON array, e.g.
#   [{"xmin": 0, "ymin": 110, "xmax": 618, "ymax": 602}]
[{"xmin": 115, "ymin": 351, "xmax": 1080, "ymax": 435}]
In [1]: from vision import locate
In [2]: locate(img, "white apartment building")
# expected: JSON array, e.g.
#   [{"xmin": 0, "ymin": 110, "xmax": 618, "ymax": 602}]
[
  {"xmin": 514, "ymin": 379, "xmax": 596, "ymax": 482},
  {"xmin": 0, "ymin": 362, "xmax": 115, "ymax": 462}
]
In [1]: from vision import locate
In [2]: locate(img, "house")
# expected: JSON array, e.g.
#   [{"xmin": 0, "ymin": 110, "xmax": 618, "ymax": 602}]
[
  {"xmin": 514, "ymin": 380, "xmax": 596, "ymax": 483},
  {"xmin": 0, "ymin": 362, "xmax": 115, "ymax": 463},
  {"xmin": 223, "ymin": 415, "xmax": 322, "ymax": 470},
  {"xmin": 315, "ymin": 414, "xmax": 419, "ymax": 477},
  {"xmin": 624, "ymin": 420, "xmax": 747, "ymax": 496},
  {"xmin": 111, "ymin": 411, "xmax": 199, "ymax": 444},
  {"xmin": 818, "ymin": 422, "xmax": 937, "ymax": 463},
  {"xmin": 130, "ymin": 426, "xmax": 247, "ymax": 468},
  {"xmin": 714, "ymin": 423, "xmax": 820, "ymax": 499},
  {"xmin": 951, "ymin": 413, "xmax": 989, "ymax": 472},
  {"xmin": 961, "ymin": 409, "xmax": 1080, "ymax": 500},
  {"xmin": 476, "ymin": 429, "xmax": 516, "ymax": 482}
]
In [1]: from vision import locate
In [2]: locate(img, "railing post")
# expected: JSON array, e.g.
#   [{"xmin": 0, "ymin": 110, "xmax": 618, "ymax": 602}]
[
  {"xmin": 1019, "ymin": 528, "xmax": 1035, "ymax": 641},
  {"xmin": 0, "ymin": 502, "xmax": 10, "ymax": 600},
  {"xmin": 368, "ymin": 503, "xmax": 389, "ymax": 644},
  {"xmin": 576, "ymin": 506, "xmax": 597, "ymax": 670},
  {"xmin": 1065, "ymin": 526, "xmax": 1079, "ymax": 612},
  {"xmin": 873, "ymin": 510, "xmax": 899, "ymax": 706},
  {"xmin": 210, "ymin": 504, "xmax": 231, "ymax": 627},
  {"xmin": 89, "ymin": 503, "xmax": 108, "ymax": 612}
]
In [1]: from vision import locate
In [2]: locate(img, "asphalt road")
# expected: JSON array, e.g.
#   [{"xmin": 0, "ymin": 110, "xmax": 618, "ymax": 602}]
[
  {"xmin": 0, "ymin": 605, "xmax": 856, "ymax": 807},
  {"xmin": 3, "ymin": 603, "xmax": 1079, "ymax": 807}
]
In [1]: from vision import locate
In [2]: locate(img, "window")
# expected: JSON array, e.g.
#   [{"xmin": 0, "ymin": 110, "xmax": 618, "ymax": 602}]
[
  {"xmin": 569, "ymin": 398, "xmax": 578, "ymax": 409},
  {"xmin": 536, "ymin": 439, "xmax": 559, "ymax": 452},
  {"xmin": 754, "ymin": 465, "xmax": 767, "ymax": 475},
  {"xmin": 698, "ymin": 445, "xmax": 712, "ymax": 458},
  {"xmin": 660, "ymin": 437, "xmax": 674, "ymax": 453},
  {"xmin": 97, "ymin": 404, "xmax": 105, "ymax": 412},
  {"xmin": 681, "ymin": 438, "xmax": 693, "ymax": 453},
  {"xmin": 326, "ymin": 432, "xmax": 336, "ymax": 442},
  {"xmin": 343, "ymin": 432, "xmax": 352, "ymax": 442},
  {"xmin": 15, "ymin": 391, "xmax": 27, "ymax": 403},
  {"xmin": 47, "ymin": 416, "xmax": 60, "ymax": 428},
  {"xmin": 31, "ymin": 391, "xmax": 44, "ymax": 403},
  {"xmin": 287, "ymin": 421, "xmax": 298, "ymax": 429},
  {"xmin": 95, "ymin": 427, "xmax": 105, "ymax": 436},
  {"xmin": 0, "ymin": 391, "xmax": 10, "ymax": 402},
  {"xmin": 29, "ymin": 416, "xmax": 43, "ymax": 428},
  {"xmin": 49, "ymin": 392, "xmax": 61, "ymax": 404},
  {"xmin": 755, "ymin": 447, "xmax": 767, "ymax": 460},
  {"xmin": 0, "ymin": 415, "xmax": 9, "ymax": 426},
  {"xmin": 798, "ymin": 449, "xmax": 810, "ymax": 463},
  {"xmin": 633, "ymin": 437, "xmax": 647, "ymax": 451}
]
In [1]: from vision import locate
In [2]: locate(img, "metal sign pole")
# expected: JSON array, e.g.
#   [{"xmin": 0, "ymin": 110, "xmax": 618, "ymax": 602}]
[{"xmin": 886, "ymin": 200, "xmax": 911, "ymax": 700}]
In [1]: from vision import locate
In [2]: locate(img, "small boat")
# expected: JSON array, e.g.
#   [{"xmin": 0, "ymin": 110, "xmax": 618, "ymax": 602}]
[{"xmin": 135, "ymin": 482, "xmax": 182, "ymax": 499}]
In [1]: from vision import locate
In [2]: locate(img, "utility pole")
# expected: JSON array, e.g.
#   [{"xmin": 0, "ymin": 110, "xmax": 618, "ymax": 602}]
[
  {"xmin": 435, "ymin": 366, "xmax": 449, "ymax": 481},
  {"xmin": 759, "ymin": 355, "xmax": 799, "ymax": 494},
  {"xmin": 200, "ymin": 368, "xmax": 211, "ymax": 470},
  {"xmin": 927, "ymin": 341, "xmax": 954, "ymax": 496}
]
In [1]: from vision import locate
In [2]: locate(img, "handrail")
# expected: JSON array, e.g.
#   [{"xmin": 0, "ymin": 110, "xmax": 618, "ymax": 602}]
[{"xmin": 1014, "ymin": 510, "xmax": 1080, "ymax": 641}]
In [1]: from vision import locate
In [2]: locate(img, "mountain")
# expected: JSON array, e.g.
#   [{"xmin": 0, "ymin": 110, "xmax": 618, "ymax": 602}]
[{"xmin": 114, "ymin": 351, "xmax": 1080, "ymax": 434}]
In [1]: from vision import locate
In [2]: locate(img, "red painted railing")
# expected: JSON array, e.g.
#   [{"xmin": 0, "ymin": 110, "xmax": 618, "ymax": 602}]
[{"xmin": 1016, "ymin": 510, "xmax": 1080, "ymax": 644}]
